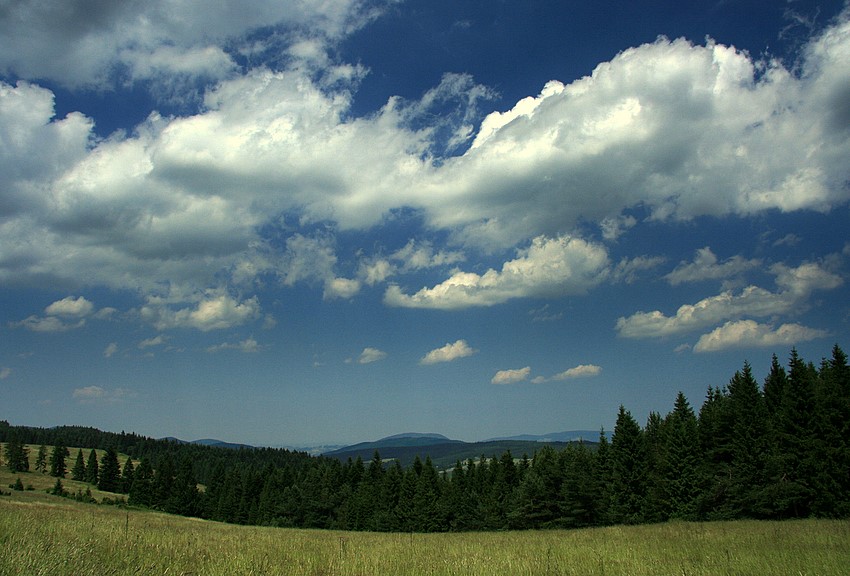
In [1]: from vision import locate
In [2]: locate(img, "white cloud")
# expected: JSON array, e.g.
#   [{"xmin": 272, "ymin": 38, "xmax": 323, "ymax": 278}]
[
  {"xmin": 206, "ymin": 337, "xmax": 266, "ymax": 354},
  {"xmin": 552, "ymin": 364, "xmax": 602, "ymax": 380},
  {"xmin": 616, "ymin": 261, "xmax": 843, "ymax": 339},
  {"xmin": 140, "ymin": 293, "xmax": 261, "ymax": 332},
  {"xmin": 138, "ymin": 335, "xmax": 168, "ymax": 349},
  {"xmin": 12, "ymin": 315, "xmax": 85, "ymax": 333},
  {"xmin": 0, "ymin": 1, "xmax": 373, "ymax": 89},
  {"xmin": 0, "ymin": 367, "xmax": 11, "ymax": 380},
  {"xmin": 385, "ymin": 235, "xmax": 610, "ymax": 309},
  {"xmin": 0, "ymin": 10, "xmax": 848, "ymax": 315},
  {"xmin": 103, "ymin": 343, "xmax": 118, "ymax": 358},
  {"xmin": 72, "ymin": 385, "xmax": 135, "ymax": 403},
  {"xmin": 665, "ymin": 247, "xmax": 761, "ymax": 286},
  {"xmin": 324, "ymin": 277, "xmax": 361, "ymax": 300},
  {"xmin": 420, "ymin": 340, "xmax": 477, "ymax": 365},
  {"xmin": 693, "ymin": 320, "xmax": 830, "ymax": 353},
  {"xmin": 491, "ymin": 367, "xmax": 531, "ymax": 385},
  {"xmin": 45, "ymin": 296, "xmax": 94, "ymax": 318},
  {"xmin": 355, "ymin": 347, "xmax": 387, "ymax": 364}
]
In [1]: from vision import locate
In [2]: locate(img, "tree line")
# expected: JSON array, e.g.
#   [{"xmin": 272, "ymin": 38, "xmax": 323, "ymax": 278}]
[{"xmin": 2, "ymin": 344, "xmax": 848, "ymax": 531}]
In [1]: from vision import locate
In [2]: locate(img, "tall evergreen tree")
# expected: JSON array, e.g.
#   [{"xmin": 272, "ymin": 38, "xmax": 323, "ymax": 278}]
[
  {"xmin": 85, "ymin": 449, "xmax": 99, "ymax": 485},
  {"xmin": 4, "ymin": 435, "xmax": 29, "ymax": 473},
  {"xmin": 660, "ymin": 392, "xmax": 700, "ymax": 520},
  {"xmin": 71, "ymin": 449, "xmax": 86, "ymax": 481},
  {"xmin": 35, "ymin": 444, "xmax": 49, "ymax": 474},
  {"xmin": 610, "ymin": 406, "xmax": 647, "ymax": 524},
  {"xmin": 129, "ymin": 458, "xmax": 154, "ymax": 507},
  {"xmin": 98, "ymin": 447, "xmax": 121, "ymax": 492},
  {"xmin": 121, "ymin": 457, "xmax": 135, "ymax": 494},
  {"xmin": 49, "ymin": 444, "xmax": 69, "ymax": 478},
  {"xmin": 727, "ymin": 363, "xmax": 771, "ymax": 517}
]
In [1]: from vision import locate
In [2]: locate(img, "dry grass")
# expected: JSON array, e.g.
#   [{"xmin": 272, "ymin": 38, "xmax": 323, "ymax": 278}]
[{"xmin": 1, "ymin": 490, "xmax": 848, "ymax": 576}]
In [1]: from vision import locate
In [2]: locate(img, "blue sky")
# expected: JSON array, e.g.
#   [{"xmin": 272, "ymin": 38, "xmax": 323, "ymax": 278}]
[{"xmin": 1, "ymin": 0, "xmax": 848, "ymax": 447}]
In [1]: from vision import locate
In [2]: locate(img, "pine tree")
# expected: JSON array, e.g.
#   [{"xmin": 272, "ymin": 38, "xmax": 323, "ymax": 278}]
[
  {"xmin": 71, "ymin": 449, "xmax": 86, "ymax": 481},
  {"xmin": 49, "ymin": 444, "xmax": 69, "ymax": 478},
  {"xmin": 4, "ymin": 436, "xmax": 29, "ymax": 473},
  {"xmin": 121, "ymin": 457, "xmax": 135, "ymax": 494},
  {"xmin": 85, "ymin": 449, "xmax": 99, "ymax": 485},
  {"xmin": 730, "ymin": 363, "xmax": 772, "ymax": 516},
  {"xmin": 129, "ymin": 458, "xmax": 154, "ymax": 507},
  {"xmin": 660, "ymin": 392, "xmax": 700, "ymax": 520},
  {"xmin": 35, "ymin": 444, "xmax": 49, "ymax": 474},
  {"xmin": 610, "ymin": 405, "xmax": 647, "ymax": 524},
  {"xmin": 98, "ymin": 447, "xmax": 121, "ymax": 492}
]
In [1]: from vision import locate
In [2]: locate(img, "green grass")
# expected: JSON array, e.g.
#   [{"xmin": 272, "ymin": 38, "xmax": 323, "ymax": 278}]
[{"xmin": 1, "ymin": 491, "xmax": 848, "ymax": 576}]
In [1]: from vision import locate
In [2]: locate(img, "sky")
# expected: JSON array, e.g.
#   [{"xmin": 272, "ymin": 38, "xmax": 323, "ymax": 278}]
[{"xmin": 1, "ymin": 0, "xmax": 849, "ymax": 447}]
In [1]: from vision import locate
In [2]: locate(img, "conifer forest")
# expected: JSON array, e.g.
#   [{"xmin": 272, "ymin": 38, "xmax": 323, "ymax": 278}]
[{"xmin": 3, "ymin": 345, "xmax": 849, "ymax": 532}]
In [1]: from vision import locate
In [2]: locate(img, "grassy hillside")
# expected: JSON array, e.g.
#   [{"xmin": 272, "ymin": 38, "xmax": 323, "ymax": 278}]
[{"xmin": 2, "ymin": 489, "xmax": 848, "ymax": 575}]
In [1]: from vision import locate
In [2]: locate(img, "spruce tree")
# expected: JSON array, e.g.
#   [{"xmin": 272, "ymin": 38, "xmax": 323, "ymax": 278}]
[
  {"xmin": 610, "ymin": 406, "xmax": 647, "ymax": 524},
  {"xmin": 35, "ymin": 444, "xmax": 49, "ymax": 474},
  {"xmin": 121, "ymin": 457, "xmax": 135, "ymax": 494},
  {"xmin": 49, "ymin": 444, "xmax": 69, "ymax": 478},
  {"xmin": 85, "ymin": 449, "xmax": 99, "ymax": 485},
  {"xmin": 661, "ymin": 392, "xmax": 700, "ymax": 520},
  {"xmin": 98, "ymin": 447, "xmax": 121, "ymax": 493},
  {"xmin": 727, "ymin": 363, "xmax": 771, "ymax": 517},
  {"xmin": 4, "ymin": 436, "xmax": 29, "ymax": 473},
  {"xmin": 129, "ymin": 458, "xmax": 154, "ymax": 507},
  {"xmin": 71, "ymin": 449, "xmax": 86, "ymax": 481}
]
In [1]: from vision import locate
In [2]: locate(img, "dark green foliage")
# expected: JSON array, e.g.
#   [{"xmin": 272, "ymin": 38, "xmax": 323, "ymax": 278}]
[
  {"xmin": 35, "ymin": 444, "xmax": 48, "ymax": 474},
  {"xmin": 4, "ymin": 435, "xmax": 29, "ymax": 473},
  {"xmin": 49, "ymin": 444, "xmax": 69, "ymax": 478},
  {"xmin": 85, "ymin": 449, "xmax": 99, "ymax": 485},
  {"xmin": 3, "ymin": 344, "xmax": 849, "ymax": 532},
  {"xmin": 98, "ymin": 447, "xmax": 121, "ymax": 492},
  {"xmin": 71, "ymin": 449, "xmax": 86, "ymax": 481}
]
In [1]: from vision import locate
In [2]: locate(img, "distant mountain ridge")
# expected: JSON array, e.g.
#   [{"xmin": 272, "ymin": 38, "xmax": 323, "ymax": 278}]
[
  {"xmin": 322, "ymin": 431, "xmax": 599, "ymax": 470},
  {"xmin": 161, "ymin": 437, "xmax": 254, "ymax": 450}
]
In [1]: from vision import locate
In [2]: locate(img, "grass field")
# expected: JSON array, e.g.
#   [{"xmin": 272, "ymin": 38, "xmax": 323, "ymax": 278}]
[{"xmin": 1, "ymin": 483, "xmax": 848, "ymax": 576}]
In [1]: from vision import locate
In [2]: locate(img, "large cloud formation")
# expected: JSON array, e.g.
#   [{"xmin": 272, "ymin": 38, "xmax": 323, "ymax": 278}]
[{"xmin": 1, "ymin": 4, "xmax": 849, "ymax": 330}]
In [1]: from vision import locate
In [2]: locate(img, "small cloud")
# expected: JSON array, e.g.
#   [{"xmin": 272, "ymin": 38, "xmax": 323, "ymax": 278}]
[
  {"xmin": 138, "ymin": 335, "xmax": 169, "ymax": 349},
  {"xmin": 0, "ymin": 367, "xmax": 11, "ymax": 380},
  {"xmin": 693, "ymin": 320, "xmax": 829, "ymax": 353},
  {"xmin": 323, "ymin": 277, "xmax": 361, "ymax": 300},
  {"xmin": 45, "ymin": 296, "xmax": 94, "ymax": 318},
  {"xmin": 552, "ymin": 364, "xmax": 602, "ymax": 380},
  {"xmin": 674, "ymin": 343, "xmax": 692, "ymax": 354},
  {"xmin": 491, "ymin": 366, "xmax": 531, "ymax": 385},
  {"xmin": 206, "ymin": 337, "xmax": 266, "ymax": 353},
  {"xmin": 773, "ymin": 233, "xmax": 801, "ymax": 247},
  {"xmin": 103, "ymin": 343, "xmax": 118, "ymax": 358},
  {"xmin": 420, "ymin": 339, "xmax": 477, "ymax": 365},
  {"xmin": 528, "ymin": 304, "xmax": 563, "ymax": 322},
  {"xmin": 73, "ymin": 385, "xmax": 135, "ymax": 403},
  {"xmin": 355, "ymin": 347, "xmax": 387, "ymax": 364},
  {"xmin": 12, "ymin": 315, "xmax": 85, "ymax": 332}
]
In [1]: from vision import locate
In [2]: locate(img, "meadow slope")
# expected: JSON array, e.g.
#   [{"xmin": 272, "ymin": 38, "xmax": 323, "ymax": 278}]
[{"xmin": 1, "ymin": 492, "xmax": 848, "ymax": 576}]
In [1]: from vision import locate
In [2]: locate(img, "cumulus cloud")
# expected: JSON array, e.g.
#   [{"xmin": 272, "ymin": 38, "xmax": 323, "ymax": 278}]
[
  {"xmin": 616, "ymin": 261, "xmax": 843, "ymax": 339},
  {"xmin": 693, "ymin": 320, "xmax": 830, "ymax": 353},
  {"xmin": 420, "ymin": 340, "xmax": 477, "ymax": 365},
  {"xmin": 0, "ymin": 8, "xmax": 849, "ymax": 320},
  {"xmin": 44, "ymin": 295, "xmax": 95, "ymax": 317},
  {"xmin": 491, "ymin": 367, "xmax": 531, "ymax": 385},
  {"xmin": 355, "ymin": 347, "xmax": 387, "ymax": 364},
  {"xmin": 0, "ymin": 1, "xmax": 375, "ymax": 89},
  {"xmin": 665, "ymin": 247, "xmax": 761, "ymax": 286},
  {"xmin": 385, "ymin": 235, "xmax": 610, "ymax": 309},
  {"xmin": 552, "ymin": 364, "xmax": 602, "ymax": 380},
  {"xmin": 139, "ymin": 293, "xmax": 261, "ymax": 332}
]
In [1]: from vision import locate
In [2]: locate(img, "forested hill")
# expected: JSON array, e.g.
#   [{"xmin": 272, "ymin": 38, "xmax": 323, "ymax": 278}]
[{"xmin": 2, "ymin": 344, "xmax": 849, "ymax": 532}]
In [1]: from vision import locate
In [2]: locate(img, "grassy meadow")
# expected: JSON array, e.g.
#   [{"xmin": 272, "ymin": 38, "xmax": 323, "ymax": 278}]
[{"xmin": 2, "ymin": 485, "xmax": 849, "ymax": 576}]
